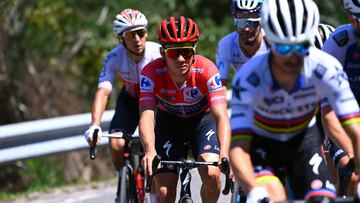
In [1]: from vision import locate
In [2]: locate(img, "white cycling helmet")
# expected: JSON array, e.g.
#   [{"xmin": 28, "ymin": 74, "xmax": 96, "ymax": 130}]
[
  {"xmin": 313, "ymin": 24, "xmax": 335, "ymax": 49},
  {"xmin": 344, "ymin": 0, "xmax": 360, "ymax": 16},
  {"xmin": 232, "ymin": 0, "xmax": 264, "ymax": 13},
  {"xmin": 261, "ymin": 0, "xmax": 320, "ymax": 46},
  {"xmin": 113, "ymin": 8, "xmax": 148, "ymax": 35}
]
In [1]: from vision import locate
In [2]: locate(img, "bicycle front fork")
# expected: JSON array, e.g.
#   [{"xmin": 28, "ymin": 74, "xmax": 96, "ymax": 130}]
[{"xmin": 179, "ymin": 168, "xmax": 192, "ymax": 201}]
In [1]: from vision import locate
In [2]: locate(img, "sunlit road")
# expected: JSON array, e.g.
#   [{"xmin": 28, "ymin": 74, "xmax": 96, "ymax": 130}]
[{"xmin": 7, "ymin": 170, "xmax": 231, "ymax": 203}]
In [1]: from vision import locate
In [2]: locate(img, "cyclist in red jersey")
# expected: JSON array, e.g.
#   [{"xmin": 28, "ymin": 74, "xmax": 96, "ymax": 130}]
[{"xmin": 139, "ymin": 16, "xmax": 231, "ymax": 203}]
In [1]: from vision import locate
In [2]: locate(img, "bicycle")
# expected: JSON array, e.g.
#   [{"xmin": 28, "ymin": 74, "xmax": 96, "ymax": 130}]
[
  {"xmin": 90, "ymin": 129, "xmax": 146, "ymax": 203},
  {"xmin": 145, "ymin": 154, "xmax": 234, "ymax": 203}
]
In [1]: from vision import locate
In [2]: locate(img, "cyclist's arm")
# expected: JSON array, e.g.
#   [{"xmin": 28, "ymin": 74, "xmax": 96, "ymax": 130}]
[
  {"xmin": 91, "ymin": 87, "xmax": 111, "ymax": 125},
  {"xmin": 321, "ymin": 107, "xmax": 354, "ymax": 157},
  {"xmin": 342, "ymin": 124, "xmax": 360, "ymax": 174},
  {"xmin": 139, "ymin": 106, "xmax": 156, "ymax": 154},
  {"xmin": 210, "ymin": 103, "xmax": 231, "ymax": 159}
]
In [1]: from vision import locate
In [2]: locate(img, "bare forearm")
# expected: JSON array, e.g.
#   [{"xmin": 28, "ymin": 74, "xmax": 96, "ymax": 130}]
[
  {"xmin": 217, "ymin": 116, "xmax": 231, "ymax": 158},
  {"xmin": 91, "ymin": 89, "xmax": 110, "ymax": 125},
  {"xmin": 322, "ymin": 111, "xmax": 354, "ymax": 157},
  {"xmin": 344, "ymin": 124, "xmax": 360, "ymax": 172},
  {"xmin": 139, "ymin": 109, "xmax": 156, "ymax": 153}
]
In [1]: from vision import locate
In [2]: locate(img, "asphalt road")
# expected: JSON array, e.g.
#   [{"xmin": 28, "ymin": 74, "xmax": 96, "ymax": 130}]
[{"xmin": 4, "ymin": 170, "xmax": 231, "ymax": 203}]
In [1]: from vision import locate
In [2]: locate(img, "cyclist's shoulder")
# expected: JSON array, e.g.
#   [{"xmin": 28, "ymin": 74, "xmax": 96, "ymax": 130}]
[
  {"xmin": 308, "ymin": 47, "xmax": 342, "ymax": 65},
  {"xmin": 327, "ymin": 24, "xmax": 354, "ymax": 48},
  {"xmin": 141, "ymin": 58, "xmax": 166, "ymax": 75},
  {"xmin": 218, "ymin": 31, "xmax": 238, "ymax": 45},
  {"xmin": 232, "ymin": 53, "xmax": 269, "ymax": 88}
]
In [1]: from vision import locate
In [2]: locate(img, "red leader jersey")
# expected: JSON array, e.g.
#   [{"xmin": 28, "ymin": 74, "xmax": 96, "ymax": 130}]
[{"xmin": 139, "ymin": 55, "xmax": 226, "ymax": 118}]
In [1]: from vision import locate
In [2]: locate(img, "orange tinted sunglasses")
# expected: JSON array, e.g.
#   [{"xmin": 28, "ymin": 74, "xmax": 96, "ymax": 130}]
[{"xmin": 162, "ymin": 46, "xmax": 196, "ymax": 60}]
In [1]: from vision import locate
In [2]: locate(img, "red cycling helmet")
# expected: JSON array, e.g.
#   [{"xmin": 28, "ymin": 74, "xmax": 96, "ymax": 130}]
[{"xmin": 157, "ymin": 16, "xmax": 199, "ymax": 45}]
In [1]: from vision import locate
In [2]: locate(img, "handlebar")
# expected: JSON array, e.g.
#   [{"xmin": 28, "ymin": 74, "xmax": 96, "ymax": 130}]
[
  {"xmin": 89, "ymin": 129, "xmax": 99, "ymax": 160},
  {"xmin": 145, "ymin": 155, "xmax": 161, "ymax": 193},
  {"xmin": 221, "ymin": 157, "xmax": 234, "ymax": 195},
  {"xmin": 144, "ymin": 155, "xmax": 234, "ymax": 195}
]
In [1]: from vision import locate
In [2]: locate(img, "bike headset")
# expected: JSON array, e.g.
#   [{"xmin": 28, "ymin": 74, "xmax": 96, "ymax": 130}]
[
  {"xmin": 157, "ymin": 16, "xmax": 199, "ymax": 64},
  {"xmin": 261, "ymin": 0, "xmax": 319, "ymax": 52},
  {"xmin": 343, "ymin": 0, "xmax": 360, "ymax": 36},
  {"xmin": 313, "ymin": 24, "xmax": 336, "ymax": 49},
  {"xmin": 113, "ymin": 8, "xmax": 148, "ymax": 56}
]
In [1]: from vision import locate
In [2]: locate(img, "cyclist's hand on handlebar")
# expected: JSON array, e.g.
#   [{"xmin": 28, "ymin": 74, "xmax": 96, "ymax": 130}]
[
  {"xmin": 84, "ymin": 124, "xmax": 103, "ymax": 145},
  {"xmin": 246, "ymin": 186, "xmax": 271, "ymax": 203},
  {"xmin": 142, "ymin": 150, "xmax": 157, "ymax": 177}
]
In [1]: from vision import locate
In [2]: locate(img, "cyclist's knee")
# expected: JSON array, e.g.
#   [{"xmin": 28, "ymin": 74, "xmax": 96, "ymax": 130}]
[
  {"xmin": 108, "ymin": 135, "xmax": 125, "ymax": 150},
  {"xmin": 199, "ymin": 165, "xmax": 221, "ymax": 184},
  {"xmin": 154, "ymin": 173, "xmax": 177, "ymax": 198}
]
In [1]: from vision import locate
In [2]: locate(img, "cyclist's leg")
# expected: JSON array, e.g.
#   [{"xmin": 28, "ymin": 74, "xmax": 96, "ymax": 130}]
[
  {"xmin": 153, "ymin": 110, "xmax": 185, "ymax": 203},
  {"xmin": 192, "ymin": 112, "xmax": 221, "ymax": 203},
  {"xmin": 109, "ymin": 88, "xmax": 139, "ymax": 170},
  {"xmin": 249, "ymin": 136, "xmax": 287, "ymax": 201},
  {"xmin": 289, "ymin": 126, "xmax": 336, "ymax": 200}
]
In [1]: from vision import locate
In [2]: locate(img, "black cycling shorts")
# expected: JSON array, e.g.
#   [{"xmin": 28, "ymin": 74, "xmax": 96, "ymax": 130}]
[
  {"xmin": 154, "ymin": 110, "xmax": 219, "ymax": 174},
  {"xmin": 250, "ymin": 125, "xmax": 336, "ymax": 199},
  {"xmin": 109, "ymin": 87, "xmax": 139, "ymax": 134}
]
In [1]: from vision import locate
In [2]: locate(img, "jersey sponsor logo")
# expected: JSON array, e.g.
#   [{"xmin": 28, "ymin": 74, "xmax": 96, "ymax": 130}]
[
  {"xmin": 332, "ymin": 30, "xmax": 349, "ymax": 47},
  {"xmin": 309, "ymin": 153, "xmax": 322, "ymax": 175},
  {"xmin": 314, "ymin": 64, "xmax": 327, "ymax": 79},
  {"xmin": 233, "ymin": 78, "xmax": 248, "ymax": 100},
  {"xmin": 217, "ymin": 61, "xmax": 224, "ymax": 71},
  {"xmin": 246, "ymin": 72, "xmax": 260, "ymax": 87},
  {"xmin": 263, "ymin": 96, "xmax": 284, "ymax": 106},
  {"xmin": 156, "ymin": 68, "xmax": 167, "ymax": 73},
  {"xmin": 330, "ymin": 67, "xmax": 348, "ymax": 87},
  {"xmin": 310, "ymin": 179, "xmax": 323, "ymax": 190},
  {"xmin": 257, "ymin": 102, "xmax": 318, "ymax": 115},
  {"xmin": 157, "ymin": 96, "xmax": 208, "ymax": 117},
  {"xmin": 192, "ymin": 68, "xmax": 204, "ymax": 73},
  {"xmin": 160, "ymin": 89, "xmax": 176, "ymax": 94},
  {"xmin": 100, "ymin": 52, "xmax": 117, "ymax": 78},
  {"xmin": 140, "ymin": 76, "xmax": 154, "ymax": 92},
  {"xmin": 163, "ymin": 140, "xmax": 172, "ymax": 157},
  {"xmin": 183, "ymin": 87, "xmax": 203, "ymax": 102},
  {"xmin": 205, "ymin": 129, "xmax": 216, "ymax": 141},
  {"xmin": 207, "ymin": 73, "xmax": 223, "ymax": 91}
]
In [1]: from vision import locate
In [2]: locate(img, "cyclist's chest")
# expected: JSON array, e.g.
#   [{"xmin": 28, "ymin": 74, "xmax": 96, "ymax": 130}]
[{"xmin": 253, "ymin": 85, "xmax": 319, "ymax": 119}]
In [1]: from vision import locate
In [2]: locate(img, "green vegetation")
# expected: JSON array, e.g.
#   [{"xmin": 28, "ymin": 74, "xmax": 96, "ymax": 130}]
[{"xmin": 0, "ymin": 0, "xmax": 349, "ymax": 200}]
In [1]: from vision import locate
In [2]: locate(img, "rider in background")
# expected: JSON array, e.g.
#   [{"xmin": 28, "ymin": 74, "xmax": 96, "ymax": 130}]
[
  {"xmin": 139, "ymin": 16, "xmax": 231, "ymax": 203},
  {"xmin": 216, "ymin": 0, "xmax": 267, "ymax": 91},
  {"xmin": 83, "ymin": 8, "xmax": 161, "ymax": 202},
  {"xmin": 322, "ymin": 0, "xmax": 360, "ymax": 195},
  {"xmin": 231, "ymin": 0, "xmax": 360, "ymax": 201}
]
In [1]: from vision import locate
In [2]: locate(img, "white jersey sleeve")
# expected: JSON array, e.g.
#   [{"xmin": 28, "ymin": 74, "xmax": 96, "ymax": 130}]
[{"xmin": 97, "ymin": 41, "xmax": 161, "ymax": 97}]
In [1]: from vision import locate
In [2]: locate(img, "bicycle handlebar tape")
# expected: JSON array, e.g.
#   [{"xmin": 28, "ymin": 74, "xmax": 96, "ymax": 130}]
[
  {"xmin": 221, "ymin": 157, "xmax": 234, "ymax": 195},
  {"xmin": 89, "ymin": 129, "xmax": 99, "ymax": 160},
  {"xmin": 145, "ymin": 155, "xmax": 161, "ymax": 193}
]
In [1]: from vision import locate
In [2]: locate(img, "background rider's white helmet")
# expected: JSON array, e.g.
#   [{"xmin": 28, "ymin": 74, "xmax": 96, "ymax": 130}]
[
  {"xmin": 113, "ymin": 8, "xmax": 148, "ymax": 36},
  {"xmin": 313, "ymin": 24, "xmax": 336, "ymax": 49},
  {"xmin": 261, "ymin": 0, "xmax": 320, "ymax": 46},
  {"xmin": 231, "ymin": 0, "xmax": 264, "ymax": 13},
  {"xmin": 343, "ymin": 0, "xmax": 360, "ymax": 16}
]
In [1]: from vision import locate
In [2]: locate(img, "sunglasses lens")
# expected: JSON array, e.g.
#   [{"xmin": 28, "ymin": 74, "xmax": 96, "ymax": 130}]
[
  {"xmin": 234, "ymin": 18, "xmax": 260, "ymax": 28},
  {"xmin": 123, "ymin": 29, "xmax": 146, "ymax": 39},
  {"xmin": 165, "ymin": 48, "xmax": 195, "ymax": 60},
  {"xmin": 275, "ymin": 44, "xmax": 309, "ymax": 56}
]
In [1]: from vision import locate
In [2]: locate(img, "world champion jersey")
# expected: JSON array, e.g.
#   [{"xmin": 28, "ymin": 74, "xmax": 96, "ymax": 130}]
[
  {"xmin": 231, "ymin": 47, "xmax": 360, "ymax": 142},
  {"xmin": 216, "ymin": 31, "xmax": 268, "ymax": 81},
  {"xmin": 323, "ymin": 24, "xmax": 360, "ymax": 101},
  {"xmin": 139, "ymin": 55, "xmax": 227, "ymax": 118},
  {"xmin": 98, "ymin": 41, "xmax": 161, "ymax": 98}
]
